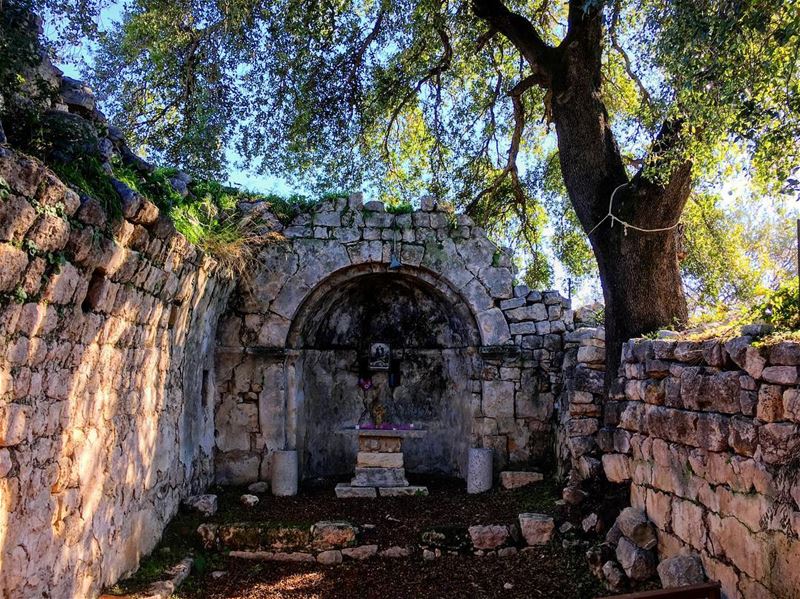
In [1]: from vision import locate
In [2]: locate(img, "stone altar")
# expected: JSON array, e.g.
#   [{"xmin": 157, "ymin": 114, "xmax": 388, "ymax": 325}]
[{"xmin": 335, "ymin": 428, "xmax": 429, "ymax": 498}]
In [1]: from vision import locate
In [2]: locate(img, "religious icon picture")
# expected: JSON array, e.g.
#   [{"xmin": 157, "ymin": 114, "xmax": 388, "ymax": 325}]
[{"xmin": 368, "ymin": 343, "xmax": 390, "ymax": 371}]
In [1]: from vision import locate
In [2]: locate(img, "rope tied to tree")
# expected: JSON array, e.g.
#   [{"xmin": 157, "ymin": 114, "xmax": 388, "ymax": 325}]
[{"xmin": 587, "ymin": 182, "xmax": 683, "ymax": 237}]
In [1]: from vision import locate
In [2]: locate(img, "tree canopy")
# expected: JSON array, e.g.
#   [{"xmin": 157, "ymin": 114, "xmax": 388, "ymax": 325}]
[
  {"xmin": 74, "ymin": 0, "xmax": 798, "ymax": 286},
  {"xmin": 3, "ymin": 0, "xmax": 800, "ymax": 373}
]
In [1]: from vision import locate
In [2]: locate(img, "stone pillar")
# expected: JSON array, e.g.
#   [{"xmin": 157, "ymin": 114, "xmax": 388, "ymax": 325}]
[
  {"xmin": 271, "ymin": 449, "xmax": 299, "ymax": 496},
  {"xmin": 285, "ymin": 353, "xmax": 299, "ymax": 450},
  {"xmin": 467, "ymin": 448, "xmax": 493, "ymax": 494}
]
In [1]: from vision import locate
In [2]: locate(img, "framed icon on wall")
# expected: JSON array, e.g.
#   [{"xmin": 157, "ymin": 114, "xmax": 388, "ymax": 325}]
[{"xmin": 369, "ymin": 343, "xmax": 390, "ymax": 371}]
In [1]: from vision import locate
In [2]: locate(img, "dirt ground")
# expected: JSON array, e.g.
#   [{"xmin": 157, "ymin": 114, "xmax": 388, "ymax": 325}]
[{"xmin": 106, "ymin": 476, "xmax": 629, "ymax": 599}]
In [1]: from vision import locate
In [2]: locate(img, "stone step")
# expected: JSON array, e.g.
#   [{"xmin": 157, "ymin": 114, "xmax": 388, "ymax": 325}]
[
  {"xmin": 378, "ymin": 486, "xmax": 428, "ymax": 497},
  {"xmin": 335, "ymin": 484, "xmax": 377, "ymax": 498},
  {"xmin": 356, "ymin": 452, "xmax": 404, "ymax": 468},
  {"xmin": 351, "ymin": 467, "xmax": 408, "ymax": 487}
]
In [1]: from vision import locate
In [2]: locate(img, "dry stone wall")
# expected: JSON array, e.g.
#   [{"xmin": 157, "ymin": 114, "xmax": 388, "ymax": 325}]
[
  {"xmin": 556, "ymin": 326, "xmax": 606, "ymax": 490},
  {"xmin": 0, "ymin": 150, "xmax": 231, "ymax": 598},
  {"xmin": 602, "ymin": 332, "xmax": 800, "ymax": 598},
  {"xmin": 214, "ymin": 196, "xmax": 572, "ymax": 484}
]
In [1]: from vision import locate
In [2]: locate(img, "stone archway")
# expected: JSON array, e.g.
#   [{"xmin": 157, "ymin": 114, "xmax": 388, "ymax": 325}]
[
  {"xmin": 213, "ymin": 194, "xmax": 568, "ymax": 485},
  {"xmin": 286, "ymin": 265, "xmax": 483, "ymax": 480}
]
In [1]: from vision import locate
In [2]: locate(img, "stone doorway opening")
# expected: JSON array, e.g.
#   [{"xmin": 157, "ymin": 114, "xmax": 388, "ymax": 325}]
[{"xmin": 288, "ymin": 269, "xmax": 482, "ymax": 482}]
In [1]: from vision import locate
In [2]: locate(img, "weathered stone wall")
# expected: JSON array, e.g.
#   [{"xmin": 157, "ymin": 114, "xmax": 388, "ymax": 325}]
[
  {"xmin": 0, "ymin": 150, "xmax": 231, "ymax": 598},
  {"xmin": 214, "ymin": 196, "xmax": 572, "ymax": 484},
  {"xmin": 602, "ymin": 332, "xmax": 800, "ymax": 598},
  {"xmin": 556, "ymin": 326, "xmax": 606, "ymax": 489}
]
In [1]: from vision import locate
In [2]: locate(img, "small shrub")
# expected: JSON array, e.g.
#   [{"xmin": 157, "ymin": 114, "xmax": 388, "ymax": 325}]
[
  {"xmin": 50, "ymin": 156, "xmax": 122, "ymax": 220},
  {"xmin": 386, "ymin": 201, "xmax": 413, "ymax": 215},
  {"xmin": 757, "ymin": 280, "xmax": 800, "ymax": 331}
]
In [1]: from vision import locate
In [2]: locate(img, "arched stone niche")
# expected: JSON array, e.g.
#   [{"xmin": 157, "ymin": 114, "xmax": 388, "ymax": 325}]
[
  {"xmin": 213, "ymin": 194, "xmax": 571, "ymax": 485},
  {"xmin": 288, "ymin": 268, "xmax": 482, "ymax": 479}
]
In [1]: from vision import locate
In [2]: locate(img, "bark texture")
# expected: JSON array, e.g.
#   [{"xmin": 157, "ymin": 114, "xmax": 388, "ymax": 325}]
[{"xmin": 473, "ymin": 0, "xmax": 692, "ymax": 381}]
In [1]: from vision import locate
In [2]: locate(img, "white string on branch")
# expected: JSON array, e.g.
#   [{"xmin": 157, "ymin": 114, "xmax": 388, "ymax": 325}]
[{"xmin": 587, "ymin": 183, "xmax": 682, "ymax": 237}]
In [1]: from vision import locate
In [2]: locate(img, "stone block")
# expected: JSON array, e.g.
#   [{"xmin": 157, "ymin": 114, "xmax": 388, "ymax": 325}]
[
  {"xmin": 500, "ymin": 297, "xmax": 525, "ymax": 310},
  {"xmin": 0, "ymin": 243, "xmax": 28, "ymax": 292},
  {"xmin": 577, "ymin": 345, "xmax": 605, "ymax": 364},
  {"xmin": 316, "ymin": 550, "xmax": 342, "ymax": 565},
  {"xmin": 615, "ymin": 536, "xmax": 656, "ymax": 581},
  {"xmin": 351, "ymin": 467, "xmax": 408, "ymax": 487},
  {"xmin": 680, "ymin": 368, "xmax": 741, "ymax": 414},
  {"xmin": 759, "ymin": 383, "xmax": 788, "ymax": 421},
  {"xmin": 770, "ymin": 342, "xmax": 800, "ymax": 365},
  {"xmin": 341, "ymin": 545, "xmax": 378, "ymax": 560},
  {"xmin": 645, "ymin": 406, "xmax": 697, "ymax": 447},
  {"xmin": 761, "ymin": 366, "xmax": 798, "ymax": 385},
  {"xmin": 695, "ymin": 413, "xmax": 730, "ymax": 452},
  {"xmin": 729, "ymin": 416, "xmax": 759, "ymax": 456},
  {"xmin": 356, "ymin": 452, "xmax": 403, "ymax": 468},
  {"xmin": 671, "ymin": 498, "xmax": 706, "ymax": 551},
  {"xmin": 240, "ymin": 494, "xmax": 259, "ymax": 507},
  {"xmin": 785, "ymin": 388, "xmax": 800, "ymax": 422},
  {"xmin": 0, "ymin": 403, "xmax": 27, "ymax": 447},
  {"xmin": 657, "ymin": 554, "xmax": 705, "ymax": 588},
  {"xmin": 25, "ymin": 214, "xmax": 70, "ymax": 252},
  {"xmin": 468, "ymin": 525, "xmax": 510, "ymax": 549},
  {"xmin": 378, "ymin": 486, "xmax": 428, "ymax": 497},
  {"xmin": 567, "ymin": 417, "xmax": 599, "ymax": 437},
  {"xmin": 311, "ymin": 521, "xmax": 357, "ymax": 550},
  {"xmin": 758, "ymin": 422, "xmax": 800, "ymax": 465},
  {"xmin": 0, "ymin": 196, "xmax": 36, "ymax": 242},
  {"xmin": 183, "ymin": 494, "xmax": 218, "ymax": 517},
  {"xmin": 359, "ymin": 435, "xmax": 401, "ymax": 452},
  {"xmin": 518, "ymin": 513, "xmax": 554, "ymax": 545},
  {"xmin": 504, "ymin": 303, "xmax": 548, "ymax": 322},
  {"xmin": 706, "ymin": 513, "xmax": 770, "ymax": 581},
  {"xmin": 616, "ymin": 507, "xmax": 657, "ymax": 550},
  {"xmin": 499, "ymin": 471, "xmax": 543, "ymax": 489},
  {"xmin": 334, "ymin": 484, "xmax": 377, "ymax": 498},
  {"xmin": 602, "ymin": 454, "xmax": 631, "ymax": 483},
  {"xmin": 482, "ymin": 380, "xmax": 515, "ymax": 418}
]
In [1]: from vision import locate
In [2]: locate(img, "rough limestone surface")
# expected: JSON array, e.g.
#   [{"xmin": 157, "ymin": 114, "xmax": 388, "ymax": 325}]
[
  {"xmin": 595, "ymin": 331, "xmax": 800, "ymax": 598},
  {"xmin": 0, "ymin": 150, "xmax": 231, "ymax": 599},
  {"xmin": 184, "ymin": 495, "xmax": 218, "ymax": 517},
  {"xmin": 499, "ymin": 471, "xmax": 543, "ymax": 489},
  {"xmin": 615, "ymin": 508, "xmax": 657, "ymax": 550},
  {"xmin": 468, "ymin": 525, "xmax": 511, "ymax": 550},
  {"xmin": 310, "ymin": 521, "xmax": 357, "ymax": 550},
  {"xmin": 616, "ymin": 537, "xmax": 657, "ymax": 581},
  {"xmin": 239, "ymin": 494, "xmax": 259, "ymax": 507},
  {"xmin": 467, "ymin": 447, "xmax": 493, "ymax": 494},
  {"xmin": 0, "ymin": 38, "xmax": 587, "ymax": 599},
  {"xmin": 213, "ymin": 191, "xmax": 573, "ymax": 482},
  {"xmin": 518, "ymin": 513, "xmax": 555, "ymax": 545},
  {"xmin": 316, "ymin": 550, "xmax": 343, "ymax": 565},
  {"xmin": 657, "ymin": 554, "xmax": 705, "ymax": 588},
  {"xmin": 341, "ymin": 545, "xmax": 378, "ymax": 560}
]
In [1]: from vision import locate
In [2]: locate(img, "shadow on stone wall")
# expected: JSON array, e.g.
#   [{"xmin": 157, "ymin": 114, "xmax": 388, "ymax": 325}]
[{"xmin": 0, "ymin": 150, "xmax": 231, "ymax": 597}]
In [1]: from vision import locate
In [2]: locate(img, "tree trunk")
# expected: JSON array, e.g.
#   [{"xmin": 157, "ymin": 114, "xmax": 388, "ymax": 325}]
[
  {"xmin": 473, "ymin": 0, "xmax": 692, "ymax": 382},
  {"xmin": 591, "ymin": 204, "xmax": 689, "ymax": 383},
  {"xmin": 548, "ymin": 52, "xmax": 691, "ymax": 382}
]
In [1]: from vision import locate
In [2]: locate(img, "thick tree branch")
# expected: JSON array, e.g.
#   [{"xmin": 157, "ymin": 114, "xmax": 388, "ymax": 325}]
[
  {"xmin": 472, "ymin": 0, "xmax": 557, "ymax": 88},
  {"xmin": 346, "ymin": 10, "xmax": 385, "ymax": 101},
  {"xmin": 465, "ymin": 75, "xmax": 537, "ymax": 216}
]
